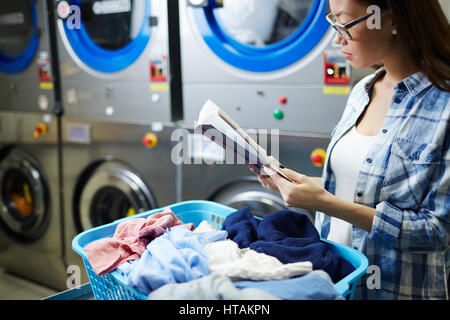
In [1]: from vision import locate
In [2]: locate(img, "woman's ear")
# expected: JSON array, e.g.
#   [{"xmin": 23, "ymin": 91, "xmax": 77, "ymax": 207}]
[
  {"xmin": 380, "ymin": 9, "xmax": 394, "ymax": 31},
  {"xmin": 391, "ymin": 19, "xmax": 398, "ymax": 36},
  {"xmin": 388, "ymin": 10, "xmax": 397, "ymax": 35}
]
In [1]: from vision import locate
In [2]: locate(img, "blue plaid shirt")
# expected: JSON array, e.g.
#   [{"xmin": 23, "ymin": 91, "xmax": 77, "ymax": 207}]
[{"xmin": 315, "ymin": 67, "xmax": 450, "ymax": 299}]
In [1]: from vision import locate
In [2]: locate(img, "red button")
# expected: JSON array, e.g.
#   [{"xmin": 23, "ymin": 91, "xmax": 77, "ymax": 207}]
[
  {"xmin": 278, "ymin": 96, "xmax": 287, "ymax": 104},
  {"xmin": 311, "ymin": 154, "xmax": 323, "ymax": 164},
  {"xmin": 33, "ymin": 123, "xmax": 48, "ymax": 139},
  {"xmin": 142, "ymin": 136, "xmax": 152, "ymax": 146},
  {"xmin": 142, "ymin": 133, "xmax": 158, "ymax": 148},
  {"xmin": 310, "ymin": 148, "xmax": 326, "ymax": 167}
]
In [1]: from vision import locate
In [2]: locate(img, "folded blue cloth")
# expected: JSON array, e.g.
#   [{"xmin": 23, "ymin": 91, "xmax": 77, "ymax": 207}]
[
  {"xmin": 234, "ymin": 270, "xmax": 344, "ymax": 300},
  {"xmin": 148, "ymin": 273, "xmax": 280, "ymax": 300},
  {"xmin": 117, "ymin": 225, "xmax": 228, "ymax": 295},
  {"xmin": 222, "ymin": 207, "xmax": 354, "ymax": 283}
]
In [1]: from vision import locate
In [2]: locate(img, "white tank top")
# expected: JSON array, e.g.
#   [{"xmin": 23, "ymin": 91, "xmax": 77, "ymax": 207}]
[{"xmin": 328, "ymin": 126, "xmax": 377, "ymax": 246}]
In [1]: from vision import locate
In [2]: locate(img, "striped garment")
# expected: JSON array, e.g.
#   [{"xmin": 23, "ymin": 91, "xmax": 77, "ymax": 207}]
[{"xmin": 315, "ymin": 67, "xmax": 450, "ymax": 299}]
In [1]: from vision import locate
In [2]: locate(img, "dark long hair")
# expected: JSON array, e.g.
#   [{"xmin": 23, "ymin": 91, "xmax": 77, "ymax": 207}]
[{"xmin": 360, "ymin": 0, "xmax": 450, "ymax": 92}]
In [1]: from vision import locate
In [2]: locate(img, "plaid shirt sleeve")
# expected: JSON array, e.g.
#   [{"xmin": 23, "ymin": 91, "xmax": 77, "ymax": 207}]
[{"xmin": 369, "ymin": 99, "xmax": 450, "ymax": 253}]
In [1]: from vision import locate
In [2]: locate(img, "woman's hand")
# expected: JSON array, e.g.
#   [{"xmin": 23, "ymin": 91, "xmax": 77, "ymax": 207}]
[
  {"xmin": 248, "ymin": 156, "xmax": 282, "ymax": 192},
  {"xmin": 262, "ymin": 166, "xmax": 331, "ymax": 211},
  {"xmin": 249, "ymin": 166, "xmax": 279, "ymax": 193},
  {"xmin": 251, "ymin": 164, "xmax": 375, "ymax": 231}
]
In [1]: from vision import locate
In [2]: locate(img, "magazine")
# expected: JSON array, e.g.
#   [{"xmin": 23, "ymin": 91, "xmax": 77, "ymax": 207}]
[{"xmin": 195, "ymin": 100, "xmax": 293, "ymax": 182}]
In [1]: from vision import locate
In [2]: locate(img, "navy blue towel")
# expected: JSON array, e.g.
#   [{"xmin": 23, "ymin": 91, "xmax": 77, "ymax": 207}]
[
  {"xmin": 222, "ymin": 206, "xmax": 260, "ymax": 248},
  {"xmin": 222, "ymin": 207, "xmax": 355, "ymax": 283}
]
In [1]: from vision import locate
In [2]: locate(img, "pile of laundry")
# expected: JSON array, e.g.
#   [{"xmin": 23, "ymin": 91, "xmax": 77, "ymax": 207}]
[{"xmin": 83, "ymin": 206, "xmax": 354, "ymax": 300}]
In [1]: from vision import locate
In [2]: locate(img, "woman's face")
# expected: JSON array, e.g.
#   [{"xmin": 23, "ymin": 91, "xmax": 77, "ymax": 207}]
[{"xmin": 328, "ymin": 0, "xmax": 395, "ymax": 68}]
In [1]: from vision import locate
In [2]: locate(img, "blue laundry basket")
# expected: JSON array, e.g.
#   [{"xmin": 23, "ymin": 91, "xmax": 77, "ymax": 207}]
[{"xmin": 72, "ymin": 200, "xmax": 368, "ymax": 300}]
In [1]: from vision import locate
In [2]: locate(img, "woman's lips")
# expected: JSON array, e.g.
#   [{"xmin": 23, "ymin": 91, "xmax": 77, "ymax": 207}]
[{"xmin": 343, "ymin": 52, "xmax": 353, "ymax": 59}]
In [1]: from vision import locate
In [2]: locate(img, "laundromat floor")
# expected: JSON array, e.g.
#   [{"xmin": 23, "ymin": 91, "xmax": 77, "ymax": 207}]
[{"xmin": 0, "ymin": 268, "xmax": 58, "ymax": 300}]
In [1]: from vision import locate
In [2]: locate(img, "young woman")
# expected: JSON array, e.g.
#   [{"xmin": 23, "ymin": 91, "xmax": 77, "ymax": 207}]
[{"xmin": 251, "ymin": 0, "xmax": 450, "ymax": 299}]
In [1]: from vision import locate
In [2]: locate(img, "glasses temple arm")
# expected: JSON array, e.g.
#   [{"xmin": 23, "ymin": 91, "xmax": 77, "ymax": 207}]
[{"xmin": 345, "ymin": 12, "xmax": 375, "ymax": 29}]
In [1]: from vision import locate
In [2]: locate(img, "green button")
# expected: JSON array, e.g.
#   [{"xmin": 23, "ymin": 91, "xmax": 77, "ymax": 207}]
[{"xmin": 273, "ymin": 109, "xmax": 284, "ymax": 120}]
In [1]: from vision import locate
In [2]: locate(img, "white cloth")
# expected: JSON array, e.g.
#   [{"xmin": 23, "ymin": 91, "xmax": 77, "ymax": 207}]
[
  {"xmin": 147, "ymin": 273, "xmax": 280, "ymax": 300},
  {"xmin": 204, "ymin": 239, "xmax": 312, "ymax": 281},
  {"xmin": 193, "ymin": 220, "xmax": 219, "ymax": 233},
  {"xmin": 328, "ymin": 126, "xmax": 377, "ymax": 246},
  {"xmin": 215, "ymin": 0, "xmax": 278, "ymax": 45}
]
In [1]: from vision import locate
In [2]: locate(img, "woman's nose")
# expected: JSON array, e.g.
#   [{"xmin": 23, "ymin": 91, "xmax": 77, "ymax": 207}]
[{"xmin": 333, "ymin": 32, "xmax": 347, "ymax": 45}]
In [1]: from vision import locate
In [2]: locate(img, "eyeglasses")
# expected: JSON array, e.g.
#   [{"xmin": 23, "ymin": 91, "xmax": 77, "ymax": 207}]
[{"xmin": 326, "ymin": 12, "xmax": 375, "ymax": 40}]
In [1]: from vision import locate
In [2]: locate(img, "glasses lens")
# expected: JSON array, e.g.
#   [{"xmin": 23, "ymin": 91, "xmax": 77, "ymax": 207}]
[
  {"xmin": 333, "ymin": 25, "xmax": 351, "ymax": 40},
  {"xmin": 328, "ymin": 14, "xmax": 338, "ymax": 24}
]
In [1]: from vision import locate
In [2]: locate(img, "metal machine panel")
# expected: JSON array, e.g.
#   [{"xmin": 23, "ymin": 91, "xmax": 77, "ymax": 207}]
[
  {"xmin": 60, "ymin": 82, "xmax": 171, "ymax": 122},
  {"xmin": 182, "ymin": 85, "xmax": 346, "ymax": 134}
]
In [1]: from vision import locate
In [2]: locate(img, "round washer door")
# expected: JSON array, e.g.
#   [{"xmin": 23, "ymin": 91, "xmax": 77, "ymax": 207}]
[
  {"xmin": 57, "ymin": 0, "xmax": 151, "ymax": 73},
  {"xmin": 0, "ymin": 149, "xmax": 50, "ymax": 243},
  {"xmin": 189, "ymin": 0, "xmax": 329, "ymax": 72},
  {"xmin": 208, "ymin": 179, "xmax": 314, "ymax": 221},
  {"xmin": 0, "ymin": 0, "xmax": 39, "ymax": 73},
  {"xmin": 77, "ymin": 161, "xmax": 156, "ymax": 231}
]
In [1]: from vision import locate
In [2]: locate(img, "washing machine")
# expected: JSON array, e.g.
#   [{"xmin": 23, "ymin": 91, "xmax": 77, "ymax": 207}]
[
  {"xmin": 53, "ymin": 0, "xmax": 180, "ymax": 122},
  {"xmin": 177, "ymin": 0, "xmax": 353, "ymax": 217},
  {"xmin": 179, "ymin": 0, "xmax": 352, "ymax": 133},
  {"xmin": 60, "ymin": 117, "xmax": 177, "ymax": 285},
  {"xmin": 0, "ymin": 112, "xmax": 67, "ymax": 291},
  {"xmin": 51, "ymin": 0, "xmax": 180, "ymax": 284}
]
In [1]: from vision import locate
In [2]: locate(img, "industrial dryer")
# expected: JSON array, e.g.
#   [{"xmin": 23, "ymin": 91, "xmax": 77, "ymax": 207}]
[
  {"xmin": 177, "ymin": 0, "xmax": 353, "ymax": 217},
  {"xmin": 52, "ymin": 0, "xmax": 180, "ymax": 285}
]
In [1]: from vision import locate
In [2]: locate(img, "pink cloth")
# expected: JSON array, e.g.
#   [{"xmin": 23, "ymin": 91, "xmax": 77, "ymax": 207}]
[{"xmin": 84, "ymin": 208, "xmax": 194, "ymax": 275}]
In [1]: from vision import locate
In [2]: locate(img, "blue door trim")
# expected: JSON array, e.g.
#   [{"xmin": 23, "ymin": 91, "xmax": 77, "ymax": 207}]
[
  {"xmin": 0, "ymin": 1, "xmax": 40, "ymax": 74},
  {"xmin": 191, "ymin": 0, "xmax": 329, "ymax": 72},
  {"xmin": 62, "ymin": 0, "xmax": 151, "ymax": 73}
]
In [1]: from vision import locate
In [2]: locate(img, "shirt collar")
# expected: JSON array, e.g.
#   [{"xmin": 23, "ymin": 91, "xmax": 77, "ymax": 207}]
[
  {"xmin": 364, "ymin": 66, "xmax": 432, "ymax": 97},
  {"xmin": 401, "ymin": 71, "xmax": 432, "ymax": 96},
  {"xmin": 364, "ymin": 67, "xmax": 386, "ymax": 95}
]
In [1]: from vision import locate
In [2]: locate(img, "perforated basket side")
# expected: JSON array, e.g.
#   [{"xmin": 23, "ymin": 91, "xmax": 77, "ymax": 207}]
[{"xmin": 82, "ymin": 259, "xmax": 147, "ymax": 300}]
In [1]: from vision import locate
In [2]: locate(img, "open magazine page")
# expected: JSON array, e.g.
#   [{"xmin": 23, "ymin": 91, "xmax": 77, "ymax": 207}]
[
  {"xmin": 199, "ymin": 123, "xmax": 265, "ymax": 174},
  {"xmin": 196, "ymin": 100, "xmax": 293, "ymax": 182}
]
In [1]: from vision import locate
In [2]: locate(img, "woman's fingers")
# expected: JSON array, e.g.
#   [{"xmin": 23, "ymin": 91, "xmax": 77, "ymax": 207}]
[
  {"xmin": 268, "ymin": 156, "xmax": 281, "ymax": 167},
  {"xmin": 280, "ymin": 168, "xmax": 306, "ymax": 184},
  {"xmin": 248, "ymin": 165, "xmax": 281, "ymax": 192}
]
